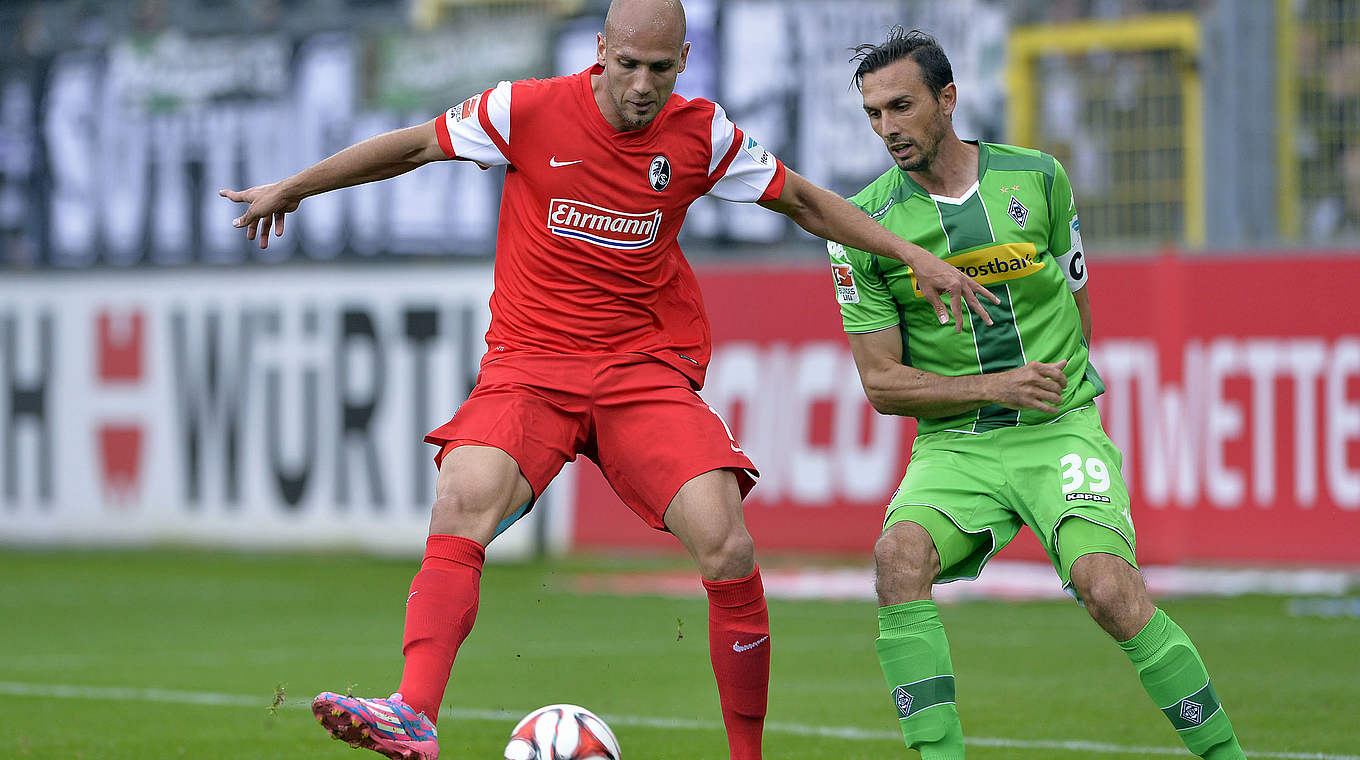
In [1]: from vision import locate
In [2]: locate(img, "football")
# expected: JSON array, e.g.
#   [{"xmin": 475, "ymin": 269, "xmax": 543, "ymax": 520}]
[{"xmin": 503, "ymin": 704, "xmax": 621, "ymax": 760}]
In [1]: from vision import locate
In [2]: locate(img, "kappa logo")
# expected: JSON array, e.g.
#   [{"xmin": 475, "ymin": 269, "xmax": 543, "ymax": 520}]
[
  {"xmin": 1065, "ymin": 492, "xmax": 1112, "ymax": 503},
  {"xmin": 648, "ymin": 154, "xmax": 672, "ymax": 191},
  {"xmin": 548, "ymin": 198, "xmax": 662, "ymax": 250},
  {"xmin": 1008, "ymin": 194, "xmax": 1029, "ymax": 228},
  {"xmin": 1180, "ymin": 700, "xmax": 1204, "ymax": 725},
  {"xmin": 893, "ymin": 686, "xmax": 914, "ymax": 717}
]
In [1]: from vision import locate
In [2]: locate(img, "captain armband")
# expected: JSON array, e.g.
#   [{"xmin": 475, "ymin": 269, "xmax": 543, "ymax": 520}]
[{"xmin": 1054, "ymin": 215, "xmax": 1088, "ymax": 291}]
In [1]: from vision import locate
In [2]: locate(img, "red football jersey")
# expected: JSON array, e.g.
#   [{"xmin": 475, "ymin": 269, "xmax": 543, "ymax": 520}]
[{"xmin": 435, "ymin": 65, "xmax": 786, "ymax": 387}]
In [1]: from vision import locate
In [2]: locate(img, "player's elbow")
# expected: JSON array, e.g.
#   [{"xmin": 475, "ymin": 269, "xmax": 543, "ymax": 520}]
[{"xmin": 860, "ymin": 378, "xmax": 901, "ymax": 416}]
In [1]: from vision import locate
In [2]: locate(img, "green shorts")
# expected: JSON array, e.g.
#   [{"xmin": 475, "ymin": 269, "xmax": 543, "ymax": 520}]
[{"xmin": 884, "ymin": 405, "xmax": 1137, "ymax": 596}]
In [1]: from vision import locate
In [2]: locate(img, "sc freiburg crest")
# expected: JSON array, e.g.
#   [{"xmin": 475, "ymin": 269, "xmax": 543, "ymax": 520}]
[{"xmin": 649, "ymin": 155, "xmax": 672, "ymax": 192}]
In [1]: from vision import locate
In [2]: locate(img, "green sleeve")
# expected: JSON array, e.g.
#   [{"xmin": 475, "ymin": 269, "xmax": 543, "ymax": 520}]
[
  {"xmin": 827, "ymin": 240, "xmax": 900, "ymax": 333},
  {"xmin": 1048, "ymin": 159, "xmax": 1088, "ymax": 291}
]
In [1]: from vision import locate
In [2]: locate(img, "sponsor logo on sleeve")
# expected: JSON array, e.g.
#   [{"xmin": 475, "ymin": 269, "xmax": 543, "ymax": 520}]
[
  {"xmin": 547, "ymin": 199, "xmax": 662, "ymax": 250},
  {"xmin": 742, "ymin": 136, "xmax": 772, "ymax": 166},
  {"xmin": 648, "ymin": 155, "xmax": 672, "ymax": 192},
  {"xmin": 448, "ymin": 94, "xmax": 481, "ymax": 124},
  {"xmin": 827, "ymin": 244, "xmax": 859, "ymax": 303},
  {"xmin": 832, "ymin": 264, "xmax": 859, "ymax": 304}
]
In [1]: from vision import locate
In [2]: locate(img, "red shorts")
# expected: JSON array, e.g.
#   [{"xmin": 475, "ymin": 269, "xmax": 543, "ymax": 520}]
[{"xmin": 424, "ymin": 353, "xmax": 757, "ymax": 530}]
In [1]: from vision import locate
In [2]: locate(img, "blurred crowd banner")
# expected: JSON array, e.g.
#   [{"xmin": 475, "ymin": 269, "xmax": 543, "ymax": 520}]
[
  {"xmin": 572, "ymin": 256, "xmax": 1360, "ymax": 566},
  {"xmin": 0, "ymin": 0, "xmax": 1020, "ymax": 267},
  {"xmin": 3, "ymin": 1, "xmax": 1357, "ymax": 265}
]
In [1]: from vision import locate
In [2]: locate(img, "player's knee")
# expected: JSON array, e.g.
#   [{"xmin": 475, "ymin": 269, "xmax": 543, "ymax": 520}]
[
  {"xmin": 1074, "ymin": 562, "xmax": 1149, "ymax": 638},
  {"xmin": 431, "ymin": 479, "xmax": 513, "ymax": 535},
  {"xmin": 695, "ymin": 530, "xmax": 755, "ymax": 582},
  {"xmin": 1078, "ymin": 574, "xmax": 1124, "ymax": 620},
  {"xmin": 873, "ymin": 529, "xmax": 936, "ymax": 602}
]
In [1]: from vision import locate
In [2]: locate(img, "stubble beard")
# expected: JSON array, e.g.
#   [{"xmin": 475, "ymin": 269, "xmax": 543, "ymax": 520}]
[{"xmin": 894, "ymin": 115, "xmax": 948, "ymax": 173}]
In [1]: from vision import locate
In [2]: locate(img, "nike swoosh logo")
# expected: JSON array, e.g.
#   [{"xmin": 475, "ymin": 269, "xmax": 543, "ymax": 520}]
[
  {"xmin": 732, "ymin": 635, "xmax": 769, "ymax": 653},
  {"xmin": 549, "ymin": 157, "xmax": 583, "ymax": 167},
  {"xmin": 407, "ymin": 591, "xmax": 418, "ymax": 606}
]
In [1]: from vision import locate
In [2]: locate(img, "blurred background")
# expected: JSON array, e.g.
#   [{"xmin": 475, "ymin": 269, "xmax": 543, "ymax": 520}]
[
  {"xmin": 2, "ymin": 0, "xmax": 1357, "ymax": 566},
  {"xmin": 2, "ymin": 1, "xmax": 1358, "ymax": 758}
]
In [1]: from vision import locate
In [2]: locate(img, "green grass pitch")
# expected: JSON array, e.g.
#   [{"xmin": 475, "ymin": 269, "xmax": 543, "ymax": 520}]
[{"xmin": 1, "ymin": 549, "xmax": 1356, "ymax": 759}]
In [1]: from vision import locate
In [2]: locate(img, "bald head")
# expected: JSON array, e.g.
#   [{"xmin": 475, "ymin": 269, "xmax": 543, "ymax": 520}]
[
  {"xmin": 604, "ymin": 0, "xmax": 687, "ymax": 53},
  {"xmin": 593, "ymin": 0, "xmax": 690, "ymax": 130}
]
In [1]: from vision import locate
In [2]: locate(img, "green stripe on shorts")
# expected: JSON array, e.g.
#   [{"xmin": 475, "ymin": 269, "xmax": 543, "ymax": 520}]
[{"xmin": 892, "ymin": 674, "xmax": 957, "ymax": 719}]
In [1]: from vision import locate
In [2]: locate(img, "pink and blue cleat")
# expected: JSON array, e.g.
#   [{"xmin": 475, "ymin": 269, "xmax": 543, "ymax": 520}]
[{"xmin": 312, "ymin": 691, "xmax": 440, "ymax": 760}]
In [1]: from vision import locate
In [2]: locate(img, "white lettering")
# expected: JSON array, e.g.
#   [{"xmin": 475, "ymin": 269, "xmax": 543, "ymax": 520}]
[
  {"xmin": 1204, "ymin": 339, "xmax": 1244, "ymax": 507},
  {"xmin": 1243, "ymin": 339, "xmax": 1286, "ymax": 506},
  {"xmin": 44, "ymin": 57, "xmax": 99, "ymax": 266},
  {"xmin": 704, "ymin": 342, "xmax": 901, "ymax": 506},
  {"xmin": 1325, "ymin": 338, "xmax": 1360, "ymax": 508},
  {"xmin": 1288, "ymin": 340, "xmax": 1326, "ymax": 505}
]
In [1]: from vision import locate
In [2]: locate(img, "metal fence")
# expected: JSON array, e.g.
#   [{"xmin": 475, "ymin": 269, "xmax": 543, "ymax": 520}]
[{"xmin": 1279, "ymin": 0, "xmax": 1360, "ymax": 243}]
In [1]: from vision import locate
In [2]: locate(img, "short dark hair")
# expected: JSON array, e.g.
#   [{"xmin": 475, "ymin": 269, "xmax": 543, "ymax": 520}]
[{"xmin": 849, "ymin": 26, "xmax": 953, "ymax": 97}]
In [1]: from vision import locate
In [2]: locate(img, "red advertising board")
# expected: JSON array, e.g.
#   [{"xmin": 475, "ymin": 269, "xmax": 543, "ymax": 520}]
[{"xmin": 570, "ymin": 255, "xmax": 1360, "ymax": 566}]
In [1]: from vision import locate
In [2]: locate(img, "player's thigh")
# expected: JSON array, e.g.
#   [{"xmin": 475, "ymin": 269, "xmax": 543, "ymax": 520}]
[
  {"xmin": 426, "ymin": 355, "xmax": 592, "ymax": 512},
  {"xmin": 1011, "ymin": 406, "xmax": 1137, "ymax": 589},
  {"xmin": 886, "ymin": 434, "xmax": 1022, "ymax": 583},
  {"xmin": 434, "ymin": 444, "xmax": 534, "ymax": 519},
  {"xmin": 662, "ymin": 469, "xmax": 755, "ymax": 580},
  {"xmin": 589, "ymin": 360, "xmax": 756, "ymax": 530}
]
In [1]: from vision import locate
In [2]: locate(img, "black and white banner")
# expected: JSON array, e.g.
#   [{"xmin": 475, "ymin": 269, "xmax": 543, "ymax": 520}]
[{"xmin": 0, "ymin": 267, "xmax": 561, "ymax": 556}]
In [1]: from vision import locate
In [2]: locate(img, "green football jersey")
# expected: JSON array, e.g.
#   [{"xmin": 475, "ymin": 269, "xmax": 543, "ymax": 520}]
[{"xmin": 829, "ymin": 141, "xmax": 1104, "ymax": 435}]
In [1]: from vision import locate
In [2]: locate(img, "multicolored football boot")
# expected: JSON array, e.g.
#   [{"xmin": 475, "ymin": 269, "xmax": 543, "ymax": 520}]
[{"xmin": 312, "ymin": 691, "xmax": 440, "ymax": 760}]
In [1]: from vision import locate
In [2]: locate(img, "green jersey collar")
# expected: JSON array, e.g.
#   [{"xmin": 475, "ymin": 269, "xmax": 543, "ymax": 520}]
[{"xmin": 891, "ymin": 140, "xmax": 989, "ymax": 205}]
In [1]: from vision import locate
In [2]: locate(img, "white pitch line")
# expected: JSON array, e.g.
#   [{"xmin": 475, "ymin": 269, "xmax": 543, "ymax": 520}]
[{"xmin": 0, "ymin": 681, "xmax": 1354, "ymax": 760}]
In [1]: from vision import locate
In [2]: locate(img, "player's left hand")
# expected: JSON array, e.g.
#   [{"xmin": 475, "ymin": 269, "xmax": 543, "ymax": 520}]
[
  {"xmin": 219, "ymin": 183, "xmax": 300, "ymax": 250},
  {"xmin": 910, "ymin": 253, "xmax": 1000, "ymax": 333}
]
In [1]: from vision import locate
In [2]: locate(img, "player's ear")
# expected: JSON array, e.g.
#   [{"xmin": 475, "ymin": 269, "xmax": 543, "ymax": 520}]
[
  {"xmin": 677, "ymin": 40, "xmax": 690, "ymax": 74},
  {"xmin": 939, "ymin": 81, "xmax": 957, "ymax": 118},
  {"xmin": 597, "ymin": 32, "xmax": 607, "ymax": 66}
]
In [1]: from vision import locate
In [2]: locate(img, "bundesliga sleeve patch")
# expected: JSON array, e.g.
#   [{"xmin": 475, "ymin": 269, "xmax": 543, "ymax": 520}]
[
  {"xmin": 448, "ymin": 93, "xmax": 481, "ymax": 124},
  {"xmin": 827, "ymin": 241, "xmax": 859, "ymax": 304}
]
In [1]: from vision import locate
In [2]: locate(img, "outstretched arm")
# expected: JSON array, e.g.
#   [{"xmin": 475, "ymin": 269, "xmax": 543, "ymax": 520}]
[
  {"xmin": 761, "ymin": 169, "xmax": 999, "ymax": 332},
  {"xmin": 847, "ymin": 324, "xmax": 1069, "ymax": 418},
  {"xmin": 219, "ymin": 118, "xmax": 447, "ymax": 249}
]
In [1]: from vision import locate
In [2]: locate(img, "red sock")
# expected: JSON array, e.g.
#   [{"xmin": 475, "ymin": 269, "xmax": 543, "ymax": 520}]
[
  {"xmin": 703, "ymin": 565, "xmax": 770, "ymax": 760},
  {"xmin": 396, "ymin": 534, "xmax": 485, "ymax": 723}
]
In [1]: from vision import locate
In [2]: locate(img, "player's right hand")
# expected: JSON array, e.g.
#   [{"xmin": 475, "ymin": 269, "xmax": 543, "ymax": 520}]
[
  {"xmin": 910, "ymin": 253, "xmax": 1001, "ymax": 333},
  {"xmin": 992, "ymin": 360, "xmax": 1068, "ymax": 411},
  {"xmin": 219, "ymin": 183, "xmax": 300, "ymax": 250}
]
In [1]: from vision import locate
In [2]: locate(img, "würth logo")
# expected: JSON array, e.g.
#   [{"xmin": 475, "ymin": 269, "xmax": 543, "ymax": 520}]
[
  {"xmin": 547, "ymin": 199, "xmax": 661, "ymax": 250},
  {"xmin": 96, "ymin": 309, "xmax": 146, "ymax": 505}
]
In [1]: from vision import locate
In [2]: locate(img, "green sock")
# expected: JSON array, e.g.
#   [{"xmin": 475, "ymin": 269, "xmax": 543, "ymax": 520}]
[
  {"xmin": 1120, "ymin": 609, "xmax": 1245, "ymax": 759},
  {"xmin": 876, "ymin": 600, "xmax": 965, "ymax": 760}
]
